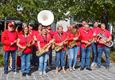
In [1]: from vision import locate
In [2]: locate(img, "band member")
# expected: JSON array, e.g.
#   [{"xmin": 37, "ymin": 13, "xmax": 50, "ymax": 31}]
[
  {"xmin": 67, "ymin": 24, "xmax": 80, "ymax": 71},
  {"xmin": 46, "ymin": 26, "xmax": 55, "ymax": 67},
  {"xmin": 91, "ymin": 22, "xmax": 100, "ymax": 67},
  {"xmin": 1, "ymin": 22, "xmax": 18, "ymax": 74},
  {"xmin": 17, "ymin": 23, "xmax": 34, "ymax": 76},
  {"xmin": 79, "ymin": 24, "xmax": 93, "ymax": 71},
  {"xmin": 36, "ymin": 26, "xmax": 54, "ymax": 75},
  {"xmin": 97, "ymin": 23, "xmax": 112, "ymax": 69},
  {"xmin": 53, "ymin": 26, "xmax": 68, "ymax": 74}
]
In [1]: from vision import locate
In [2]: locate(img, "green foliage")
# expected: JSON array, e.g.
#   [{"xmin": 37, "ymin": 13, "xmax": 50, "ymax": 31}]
[
  {"xmin": 0, "ymin": 54, "xmax": 4, "ymax": 67},
  {"xmin": 0, "ymin": 0, "xmax": 114, "ymax": 22}
]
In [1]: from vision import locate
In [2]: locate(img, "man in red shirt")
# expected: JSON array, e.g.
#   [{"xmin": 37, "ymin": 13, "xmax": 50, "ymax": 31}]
[
  {"xmin": 17, "ymin": 23, "xmax": 34, "ymax": 76},
  {"xmin": 97, "ymin": 23, "xmax": 112, "ymax": 69},
  {"xmin": 53, "ymin": 26, "xmax": 68, "ymax": 74},
  {"xmin": 91, "ymin": 22, "xmax": 100, "ymax": 67},
  {"xmin": 79, "ymin": 24, "xmax": 93, "ymax": 71},
  {"xmin": 1, "ymin": 22, "xmax": 18, "ymax": 74}
]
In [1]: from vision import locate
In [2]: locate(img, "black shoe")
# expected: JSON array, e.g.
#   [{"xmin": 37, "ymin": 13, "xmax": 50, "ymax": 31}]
[
  {"xmin": 86, "ymin": 68, "xmax": 92, "ymax": 71},
  {"xmin": 22, "ymin": 73, "xmax": 26, "ymax": 76},
  {"xmin": 27, "ymin": 73, "xmax": 31, "ymax": 76},
  {"xmin": 105, "ymin": 65, "xmax": 110, "ymax": 69},
  {"xmin": 80, "ymin": 67, "xmax": 84, "ymax": 71}
]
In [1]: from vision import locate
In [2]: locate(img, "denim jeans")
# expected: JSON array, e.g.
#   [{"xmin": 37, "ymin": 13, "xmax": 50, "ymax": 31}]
[
  {"xmin": 91, "ymin": 43, "xmax": 97, "ymax": 63},
  {"xmin": 3, "ymin": 51, "xmax": 16, "ymax": 73},
  {"xmin": 81, "ymin": 47, "xmax": 91, "ymax": 68},
  {"xmin": 56, "ymin": 50, "xmax": 66, "ymax": 68},
  {"xmin": 39, "ymin": 53, "xmax": 49, "ymax": 72},
  {"xmin": 21, "ymin": 53, "xmax": 31, "ymax": 73},
  {"xmin": 68, "ymin": 46, "xmax": 80, "ymax": 68},
  {"xmin": 97, "ymin": 46, "xmax": 110, "ymax": 66}
]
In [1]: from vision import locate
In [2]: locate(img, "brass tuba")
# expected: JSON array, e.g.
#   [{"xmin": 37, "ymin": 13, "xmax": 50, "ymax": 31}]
[
  {"xmin": 97, "ymin": 33, "xmax": 113, "ymax": 47},
  {"xmin": 37, "ymin": 10, "xmax": 54, "ymax": 26}
]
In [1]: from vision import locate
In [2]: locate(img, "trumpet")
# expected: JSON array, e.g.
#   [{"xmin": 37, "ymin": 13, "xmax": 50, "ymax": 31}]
[
  {"xmin": 97, "ymin": 33, "xmax": 113, "ymax": 47},
  {"xmin": 36, "ymin": 39, "xmax": 55, "ymax": 56}
]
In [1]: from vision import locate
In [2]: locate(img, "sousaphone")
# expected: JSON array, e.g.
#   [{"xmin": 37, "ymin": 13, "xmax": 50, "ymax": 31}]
[{"xmin": 37, "ymin": 10, "xmax": 54, "ymax": 26}]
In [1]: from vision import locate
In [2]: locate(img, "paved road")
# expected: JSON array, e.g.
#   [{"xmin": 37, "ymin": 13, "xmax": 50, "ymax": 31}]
[{"xmin": 0, "ymin": 63, "xmax": 115, "ymax": 80}]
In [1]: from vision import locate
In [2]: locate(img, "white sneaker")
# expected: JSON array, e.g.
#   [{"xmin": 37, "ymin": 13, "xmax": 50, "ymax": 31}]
[
  {"xmin": 43, "ymin": 71, "xmax": 47, "ymax": 75},
  {"xmin": 72, "ymin": 67, "xmax": 76, "ymax": 71},
  {"xmin": 39, "ymin": 71, "xmax": 42, "ymax": 75},
  {"xmin": 91, "ymin": 62, "xmax": 95, "ymax": 67}
]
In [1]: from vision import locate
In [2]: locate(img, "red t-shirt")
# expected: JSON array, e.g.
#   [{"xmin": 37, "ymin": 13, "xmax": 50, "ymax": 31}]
[
  {"xmin": 79, "ymin": 27, "xmax": 93, "ymax": 48},
  {"xmin": 36, "ymin": 34, "xmax": 52, "ymax": 49},
  {"xmin": 18, "ymin": 33, "xmax": 33, "ymax": 54},
  {"xmin": 97, "ymin": 29, "xmax": 111, "ymax": 47},
  {"xmin": 53, "ymin": 31, "xmax": 67, "ymax": 50},
  {"xmin": 1, "ymin": 30, "xmax": 18, "ymax": 51}
]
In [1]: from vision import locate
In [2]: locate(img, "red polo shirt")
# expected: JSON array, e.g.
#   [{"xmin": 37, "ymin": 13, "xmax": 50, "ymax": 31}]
[
  {"xmin": 18, "ymin": 33, "xmax": 33, "ymax": 54},
  {"xmin": 1, "ymin": 30, "xmax": 18, "ymax": 51},
  {"xmin": 36, "ymin": 34, "xmax": 52, "ymax": 48},
  {"xmin": 53, "ymin": 31, "xmax": 67, "ymax": 50},
  {"xmin": 97, "ymin": 29, "xmax": 111, "ymax": 47},
  {"xmin": 79, "ymin": 27, "xmax": 93, "ymax": 48}
]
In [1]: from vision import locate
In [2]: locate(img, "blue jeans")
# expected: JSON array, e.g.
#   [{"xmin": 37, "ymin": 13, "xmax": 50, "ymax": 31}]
[
  {"xmin": 21, "ymin": 53, "xmax": 31, "ymax": 73},
  {"xmin": 91, "ymin": 43, "xmax": 97, "ymax": 63},
  {"xmin": 97, "ymin": 46, "xmax": 110, "ymax": 66},
  {"xmin": 39, "ymin": 53, "xmax": 49, "ymax": 72},
  {"xmin": 3, "ymin": 51, "xmax": 16, "ymax": 73},
  {"xmin": 68, "ymin": 46, "xmax": 80, "ymax": 68},
  {"xmin": 81, "ymin": 47, "xmax": 91, "ymax": 68},
  {"xmin": 56, "ymin": 50, "xmax": 66, "ymax": 68}
]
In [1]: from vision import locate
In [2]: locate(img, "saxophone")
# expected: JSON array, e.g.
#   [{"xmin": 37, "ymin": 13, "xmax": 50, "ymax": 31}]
[
  {"xmin": 68, "ymin": 40, "xmax": 76, "ymax": 48},
  {"xmin": 54, "ymin": 38, "xmax": 68, "ymax": 52},
  {"xmin": 85, "ymin": 39, "xmax": 94, "ymax": 47},
  {"xmin": 36, "ymin": 39, "xmax": 55, "ymax": 56}
]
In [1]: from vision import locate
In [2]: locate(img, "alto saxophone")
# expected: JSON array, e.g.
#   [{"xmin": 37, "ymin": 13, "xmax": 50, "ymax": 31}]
[
  {"xmin": 68, "ymin": 40, "xmax": 76, "ymax": 48},
  {"xmin": 85, "ymin": 39, "xmax": 94, "ymax": 47},
  {"xmin": 36, "ymin": 39, "xmax": 54, "ymax": 56},
  {"xmin": 54, "ymin": 38, "xmax": 68, "ymax": 52}
]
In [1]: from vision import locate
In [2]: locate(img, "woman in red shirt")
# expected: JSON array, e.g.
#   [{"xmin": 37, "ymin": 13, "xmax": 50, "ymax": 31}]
[
  {"xmin": 17, "ymin": 23, "xmax": 34, "ymax": 76},
  {"xmin": 67, "ymin": 24, "xmax": 80, "ymax": 71},
  {"xmin": 36, "ymin": 26, "xmax": 54, "ymax": 75},
  {"xmin": 53, "ymin": 26, "xmax": 68, "ymax": 74}
]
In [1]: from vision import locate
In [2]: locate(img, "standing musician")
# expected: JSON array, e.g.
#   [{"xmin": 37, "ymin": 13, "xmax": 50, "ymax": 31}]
[
  {"xmin": 67, "ymin": 24, "xmax": 80, "ymax": 71},
  {"xmin": 1, "ymin": 22, "xmax": 18, "ymax": 74},
  {"xmin": 36, "ymin": 26, "xmax": 54, "ymax": 75},
  {"xmin": 53, "ymin": 26, "xmax": 68, "ymax": 74},
  {"xmin": 79, "ymin": 24, "xmax": 93, "ymax": 71},
  {"xmin": 17, "ymin": 23, "xmax": 34, "ymax": 76},
  {"xmin": 91, "ymin": 22, "xmax": 100, "ymax": 67},
  {"xmin": 97, "ymin": 23, "xmax": 112, "ymax": 69}
]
